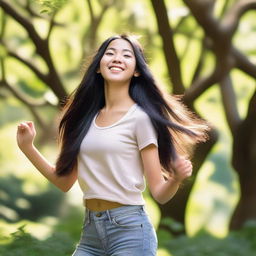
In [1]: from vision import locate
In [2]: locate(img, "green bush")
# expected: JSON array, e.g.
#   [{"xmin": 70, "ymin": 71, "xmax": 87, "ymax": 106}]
[
  {"xmin": 0, "ymin": 225, "xmax": 75, "ymax": 256},
  {"xmin": 54, "ymin": 205, "xmax": 84, "ymax": 242},
  {"xmin": 1, "ymin": 220, "xmax": 255, "ymax": 256},
  {"xmin": 158, "ymin": 220, "xmax": 256, "ymax": 256},
  {"xmin": 0, "ymin": 175, "xmax": 65, "ymax": 222}
]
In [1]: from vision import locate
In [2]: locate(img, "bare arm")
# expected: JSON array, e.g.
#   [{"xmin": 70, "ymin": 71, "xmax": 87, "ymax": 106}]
[
  {"xmin": 141, "ymin": 144, "xmax": 192, "ymax": 204},
  {"xmin": 17, "ymin": 121, "xmax": 77, "ymax": 192}
]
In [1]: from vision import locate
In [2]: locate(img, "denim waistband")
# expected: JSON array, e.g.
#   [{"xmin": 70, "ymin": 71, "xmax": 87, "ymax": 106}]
[{"xmin": 85, "ymin": 205, "xmax": 145, "ymax": 223}]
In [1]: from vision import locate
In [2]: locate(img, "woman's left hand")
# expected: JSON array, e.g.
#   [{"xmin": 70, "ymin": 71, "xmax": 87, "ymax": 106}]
[{"xmin": 170, "ymin": 156, "xmax": 193, "ymax": 183}]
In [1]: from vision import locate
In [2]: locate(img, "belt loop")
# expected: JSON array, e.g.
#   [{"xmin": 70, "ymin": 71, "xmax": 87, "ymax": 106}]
[
  {"xmin": 86, "ymin": 208, "xmax": 91, "ymax": 224},
  {"xmin": 106, "ymin": 210, "xmax": 112, "ymax": 224}
]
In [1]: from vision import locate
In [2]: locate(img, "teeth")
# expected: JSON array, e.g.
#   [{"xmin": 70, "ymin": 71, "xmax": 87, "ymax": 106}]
[{"xmin": 110, "ymin": 67, "xmax": 123, "ymax": 71}]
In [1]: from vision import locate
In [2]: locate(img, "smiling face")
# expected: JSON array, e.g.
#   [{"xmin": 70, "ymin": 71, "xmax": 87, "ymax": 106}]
[{"xmin": 99, "ymin": 39, "xmax": 139, "ymax": 85}]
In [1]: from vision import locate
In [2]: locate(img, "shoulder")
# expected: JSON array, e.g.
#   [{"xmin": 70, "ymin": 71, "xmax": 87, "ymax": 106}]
[
  {"xmin": 133, "ymin": 105, "xmax": 152, "ymax": 123},
  {"xmin": 133, "ymin": 105, "xmax": 158, "ymax": 149},
  {"xmin": 132, "ymin": 105, "xmax": 156, "ymax": 132}
]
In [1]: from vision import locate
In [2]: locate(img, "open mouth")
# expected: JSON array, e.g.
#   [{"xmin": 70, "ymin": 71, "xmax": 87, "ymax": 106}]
[{"xmin": 109, "ymin": 66, "xmax": 124, "ymax": 71}]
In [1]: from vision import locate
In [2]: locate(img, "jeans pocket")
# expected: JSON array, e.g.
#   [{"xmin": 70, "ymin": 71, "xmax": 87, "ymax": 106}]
[
  {"xmin": 82, "ymin": 214, "xmax": 90, "ymax": 228},
  {"xmin": 112, "ymin": 211, "xmax": 143, "ymax": 229}
]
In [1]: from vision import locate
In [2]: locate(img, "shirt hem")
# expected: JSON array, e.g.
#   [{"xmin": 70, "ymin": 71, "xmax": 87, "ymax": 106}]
[
  {"xmin": 82, "ymin": 194, "xmax": 145, "ymax": 206},
  {"xmin": 139, "ymin": 138, "xmax": 158, "ymax": 151}
]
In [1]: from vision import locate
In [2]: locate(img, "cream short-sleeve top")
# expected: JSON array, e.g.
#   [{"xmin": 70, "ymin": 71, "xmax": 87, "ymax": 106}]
[{"xmin": 77, "ymin": 104, "xmax": 158, "ymax": 205}]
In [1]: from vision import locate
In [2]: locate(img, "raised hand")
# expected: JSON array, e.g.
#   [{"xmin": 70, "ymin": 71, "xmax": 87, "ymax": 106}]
[
  {"xmin": 171, "ymin": 156, "xmax": 193, "ymax": 183},
  {"xmin": 17, "ymin": 121, "xmax": 36, "ymax": 152}
]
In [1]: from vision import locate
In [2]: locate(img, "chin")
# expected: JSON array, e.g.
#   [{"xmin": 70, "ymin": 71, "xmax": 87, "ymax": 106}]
[{"xmin": 105, "ymin": 77, "xmax": 132, "ymax": 84}]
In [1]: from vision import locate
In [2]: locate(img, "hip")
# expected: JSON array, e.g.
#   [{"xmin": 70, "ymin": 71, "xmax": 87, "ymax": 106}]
[
  {"xmin": 75, "ymin": 205, "xmax": 158, "ymax": 255},
  {"xmin": 84, "ymin": 198, "xmax": 126, "ymax": 211}
]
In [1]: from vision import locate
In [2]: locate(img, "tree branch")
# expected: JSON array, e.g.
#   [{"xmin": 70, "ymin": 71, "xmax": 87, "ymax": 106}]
[
  {"xmin": 219, "ymin": 0, "xmax": 232, "ymax": 18},
  {"xmin": 0, "ymin": 56, "xmax": 5, "ymax": 81},
  {"xmin": 246, "ymin": 88, "xmax": 256, "ymax": 121},
  {"xmin": 81, "ymin": 0, "xmax": 117, "ymax": 62},
  {"xmin": 219, "ymin": 75, "xmax": 241, "ymax": 134},
  {"xmin": 173, "ymin": 15, "xmax": 188, "ymax": 34},
  {"xmin": 191, "ymin": 40, "xmax": 207, "ymax": 84},
  {"xmin": 47, "ymin": 11, "xmax": 56, "ymax": 40},
  {"xmin": 222, "ymin": 0, "xmax": 256, "ymax": 35},
  {"xmin": 151, "ymin": 0, "xmax": 185, "ymax": 93},
  {"xmin": 24, "ymin": 0, "xmax": 43, "ymax": 19},
  {"xmin": 183, "ymin": 0, "xmax": 222, "ymax": 40},
  {"xmin": 7, "ymin": 49, "xmax": 49, "ymax": 84},
  {"xmin": 183, "ymin": 0, "xmax": 256, "ymax": 103},
  {"xmin": 5, "ymin": 79, "xmax": 49, "ymax": 129},
  {"xmin": 3, "ymin": 79, "xmax": 50, "ymax": 107},
  {"xmin": 183, "ymin": 66, "xmax": 220, "ymax": 104},
  {"xmin": 0, "ymin": 58, "xmax": 50, "ymax": 108},
  {"xmin": 0, "ymin": 0, "xmax": 45, "ymax": 56},
  {"xmin": 87, "ymin": 0, "xmax": 94, "ymax": 23},
  {"xmin": 0, "ymin": 7, "xmax": 7, "ymax": 38},
  {"xmin": 99, "ymin": 0, "xmax": 117, "ymax": 21},
  {"xmin": 233, "ymin": 47, "xmax": 256, "ymax": 79},
  {"xmin": 183, "ymin": 0, "xmax": 236, "ymax": 103},
  {"xmin": 1, "ymin": 1, "xmax": 67, "ymax": 101},
  {"xmin": 179, "ymin": 28, "xmax": 197, "ymax": 62}
]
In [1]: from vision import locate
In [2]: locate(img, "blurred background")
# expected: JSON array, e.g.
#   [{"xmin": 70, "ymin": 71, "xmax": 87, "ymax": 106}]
[{"xmin": 0, "ymin": 0, "xmax": 256, "ymax": 255}]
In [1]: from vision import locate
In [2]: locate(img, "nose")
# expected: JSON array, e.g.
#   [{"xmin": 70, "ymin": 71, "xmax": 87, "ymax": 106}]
[{"xmin": 112, "ymin": 53, "xmax": 122, "ymax": 63}]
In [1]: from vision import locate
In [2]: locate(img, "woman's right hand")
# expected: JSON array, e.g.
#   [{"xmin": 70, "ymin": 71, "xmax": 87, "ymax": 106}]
[{"xmin": 17, "ymin": 121, "xmax": 36, "ymax": 152}]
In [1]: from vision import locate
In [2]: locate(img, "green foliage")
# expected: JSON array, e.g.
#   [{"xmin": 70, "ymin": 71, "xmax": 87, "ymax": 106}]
[
  {"xmin": 54, "ymin": 205, "xmax": 84, "ymax": 241},
  {"xmin": 36, "ymin": 0, "xmax": 68, "ymax": 13},
  {"xmin": 0, "ymin": 175, "xmax": 64, "ymax": 222},
  {"xmin": 0, "ymin": 101, "xmax": 29, "ymax": 126},
  {"xmin": 1, "ymin": 220, "xmax": 255, "ymax": 256},
  {"xmin": 158, "ymin": 221, "xmax": 256, "ymax": 256},
  {"xmin": 236, "ymin": 221, "xmax": 256, "ymax": 251},
  {"xmin": 157, "ymin": 217, "xmax": 184, "ymax": 247},
  {"xmin": 160, "ymin": 217, "xmax": 184, "ymax": 234},
  {"xmin": 18, "ymin": 80, "xmax": 46, "ymax": 98},
  {"xmin": 0, "ymin": 225, "xmax": 75, "ymax": 256}
]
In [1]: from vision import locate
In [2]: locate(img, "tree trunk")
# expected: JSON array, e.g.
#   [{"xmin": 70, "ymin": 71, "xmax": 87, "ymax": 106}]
[
  {"xmin": 158, "ymin": 128, "xmax": 218, "ymax": 233},
  {"xmin": 229, "ymin": 176, "xmax": 256, "ymax": 230},
  {"xmin": 230, "ymin": 118, "xmax": 256, "ymax": 229}
]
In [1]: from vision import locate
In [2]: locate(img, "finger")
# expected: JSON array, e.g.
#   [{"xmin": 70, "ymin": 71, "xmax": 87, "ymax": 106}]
[
  {"xmin": 185, "ymin": 167, "xmax": 193, "ymax": 176},
  {"xmin": 18, "ymin": 122, "xmax": 30, "ymax": 131},
  {"xmin": 20, "ymin": 122, "xmax": 29, "ymax": 128},
  {"xmin": 180, "ymin": 162, "xmax": 193, "ymax": 173},
  {"xmin": 176, "ymin": 160, "xmax": 191, "ymax": 169},
  {"xmin": 183, "ymin": 160, "xmax": 192, "ymax": 168},
  {"xmin": 27, "ymin": 121, "xmax": 34, "ymax": 129},
  {"xmin": 177, "ymin": 155, "xmax": 190, "ymax": 161}
]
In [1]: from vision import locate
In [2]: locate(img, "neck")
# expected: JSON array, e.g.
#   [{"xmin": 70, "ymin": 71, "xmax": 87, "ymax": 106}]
[{"xmin": 103, "ymin": 81, "xmax": 134, "ymax": 110}]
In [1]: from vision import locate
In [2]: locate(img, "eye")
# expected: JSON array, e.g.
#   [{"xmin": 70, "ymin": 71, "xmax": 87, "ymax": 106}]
[
  {"xmin": 105, "ymin": 52, "xmax": 114, "ymax": 56},
  {"xmin": 124, "ymin": 54, "xmax": 132, "ymax": 58}
]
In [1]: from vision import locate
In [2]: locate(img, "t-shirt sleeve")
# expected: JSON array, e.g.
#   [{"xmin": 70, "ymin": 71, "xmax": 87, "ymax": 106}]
[{"xmin": 135, "ymin": 111, "xmax": 158, "ymax": 150}]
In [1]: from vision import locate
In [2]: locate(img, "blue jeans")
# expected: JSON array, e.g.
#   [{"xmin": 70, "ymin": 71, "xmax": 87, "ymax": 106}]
[{"xmin": 72, "ymin": 205, "xmax": 158, "ymax": 255}]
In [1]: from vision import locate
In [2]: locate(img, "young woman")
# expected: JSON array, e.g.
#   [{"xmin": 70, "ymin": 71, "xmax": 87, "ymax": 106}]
[{"xmin": 17, "ymin": 34, "xmax": 209, "ymax": 255}]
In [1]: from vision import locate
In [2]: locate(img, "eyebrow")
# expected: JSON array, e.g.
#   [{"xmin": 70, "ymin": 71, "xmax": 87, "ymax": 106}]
[{"xmin": 106, "ymin": 47, "xmax": 134, "ymax": 55}]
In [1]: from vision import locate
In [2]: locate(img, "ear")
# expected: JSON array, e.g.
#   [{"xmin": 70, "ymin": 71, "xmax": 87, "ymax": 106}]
[
  {"xmin": 134, "ymin": 71, "xmax": 140, "ymax": 77},
  {"xmin": 96, "ymin": 68, "xmax": 101, "ymax": 73}
]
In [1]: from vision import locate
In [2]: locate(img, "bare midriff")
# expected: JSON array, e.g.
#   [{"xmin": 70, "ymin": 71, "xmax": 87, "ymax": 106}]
[{"xmin": 85, "ymin": 198, "xmax": 126, "ymax": 211}]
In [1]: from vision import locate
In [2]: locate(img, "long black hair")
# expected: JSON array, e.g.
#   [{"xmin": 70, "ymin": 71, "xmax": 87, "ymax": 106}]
[{"xmin": 56, "ymin": 34, "xmax": 209, "ymax": 176}]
